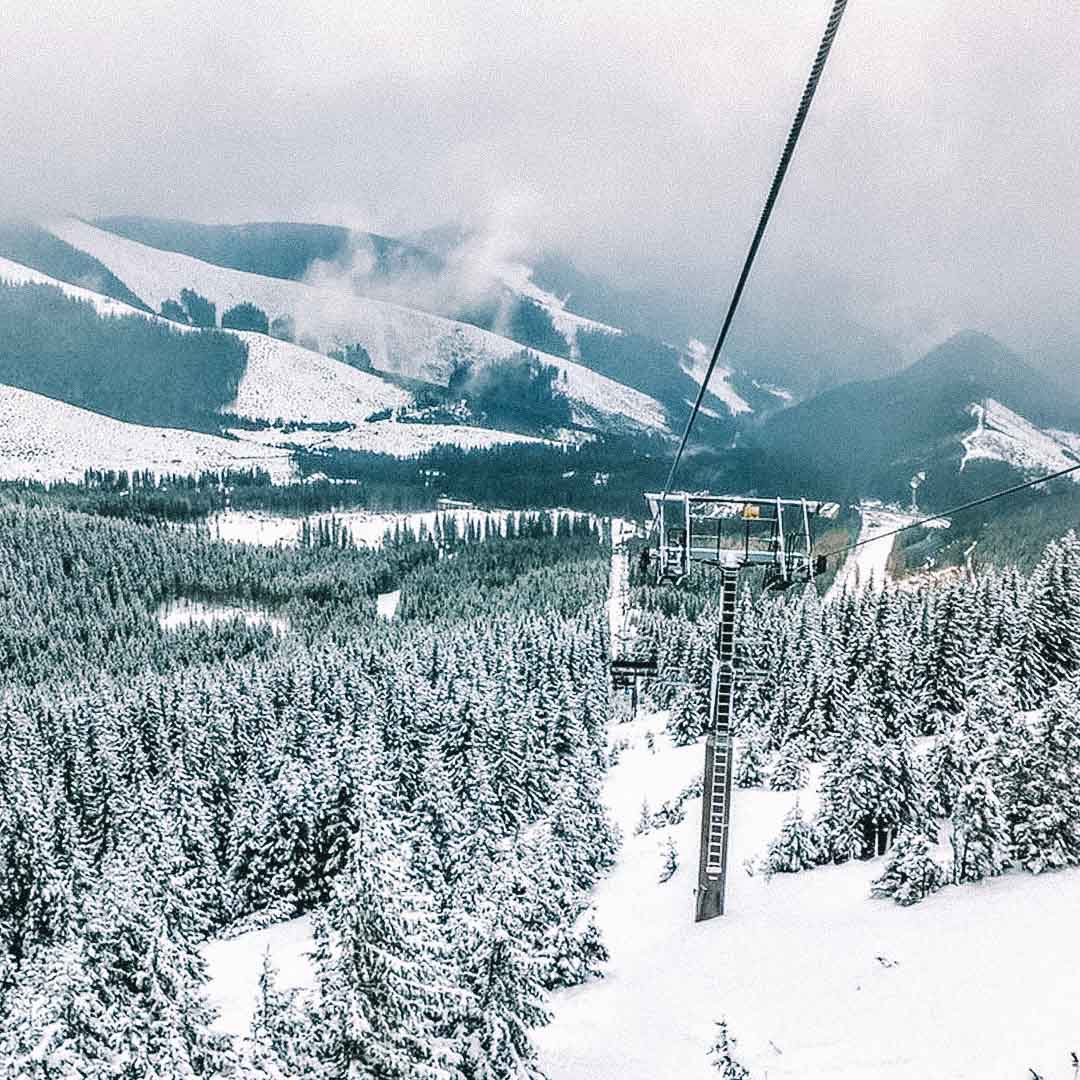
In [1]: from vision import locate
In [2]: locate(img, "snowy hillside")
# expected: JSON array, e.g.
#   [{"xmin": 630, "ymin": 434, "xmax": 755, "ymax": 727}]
[
  {"xmin": 534, "ymin": 713, "xmax": 1080, "ymax": 1080},
  {"xmin": 961, "ymin": 399, "xmax": 1080, "ymax": 478},
  {"xmin": 0, "ymin": 252, "xmax": 406, "ymax": 424},
  {"xmin": 0, "ymin": 384, "xmax": 294, "ymax": 483},
  {"xmin": 49, "ymin": 219, "xmax": 669, "ymax": 433},
  {"xmin": 0, "ymin": 253, "xmax": 549, "ymax": 457},
  {"xmin": 227, "ymin": 332, "xmax": 406, "ymax": 424}
]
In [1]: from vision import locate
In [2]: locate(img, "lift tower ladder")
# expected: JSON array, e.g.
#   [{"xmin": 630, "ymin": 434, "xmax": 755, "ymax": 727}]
[
  {"xmin": 645, "ymin": 492, "xmax": 837, "ymax": 922},
  {"xmin": 698, "ymin": 566, "xmax": 738, "ymax": 920}
]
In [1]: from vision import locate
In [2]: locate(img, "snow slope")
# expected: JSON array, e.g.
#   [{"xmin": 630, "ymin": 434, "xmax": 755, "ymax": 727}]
[
  {"xmin": 49, "ymin": 219, "xmax": 669, "ymax": 433},
  {"xmin": 535, "ymin": 713, "xmax": 1080, "ymax": 1080},
  {"xmin": 827, "ymin": 504, "xmax": 950, "ymax": 598},
  {"xmin": 227, "ymin": 332, "xmax": 406, "ymax": 424},
  {"xmin": 961, "ymin": 399, "xmax": 1080, "ymax": 478},
  {"xmin": 0, "ymin": 385, "xmax": 294, "ymax": 483},
  {"xmin": 0, "ymin": 252, "xmax": 406, "ymax": 425},
  {"xmin": 682, "ymin": 339, "xmax": 753, "ymax": 416},
  {"xmin": 202, "ymin": 916, "xmax": 314, "ymax": 1037}
]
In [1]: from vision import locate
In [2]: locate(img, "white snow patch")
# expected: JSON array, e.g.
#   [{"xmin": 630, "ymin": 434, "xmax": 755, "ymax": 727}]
[
  {"xmin": 682, "ymin": 339, "xmax": 752, "ymax": 416},
  {"xmin": 376, "ymin": 590, "xmax": 401, "ymax": 619},
  {"xmin": 961, "ymin": 399, "xmax": 1080, "ymax": 479},
  {"xmin": 0, "ymin": 255, "xmax": 155, "ymax": 318},
  {"xmin": 753, "ymin": 379, "xmax": 795, "ymax": 404},
  {"xmin": 48, "ymin": 219, "xmax": 668, "ymax": 434},
  {"xmin": 202, "ymin": 916, "xmax": 314, "ymax": 1037},
  {"xmin": 500, "ymin": 261, "xmax": 620, "ymax": 346},
  {"xmin": 536, "ymin": 715, "xmax": 1080, "ymax": 1080},
  {"xmin": 227, "ymin": 332, "xmax": 407, "ymax": 424},
  {"xmin": 157, "ymin": 597, "xmax": 289, "ymax": 635},
  {"xmin": 0, "ymin": 385, "xmax": 294, "ymax": 484}
]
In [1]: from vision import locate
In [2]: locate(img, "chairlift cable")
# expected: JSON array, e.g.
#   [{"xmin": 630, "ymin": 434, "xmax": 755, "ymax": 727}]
[{"xmin": 654, "ymin": 0, "xmax": 850, "ymax": 526}]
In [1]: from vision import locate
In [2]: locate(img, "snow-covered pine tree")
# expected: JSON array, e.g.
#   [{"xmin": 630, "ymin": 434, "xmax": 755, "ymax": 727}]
[
  {"xmin": 2, "ymin": 850, "xmax": 236, "ymax": 1078},
  {"xmin": 241, "ymin": 952, "xmax": 322, "ymax": 1078},
  {"xmin": 870, "ymin": 828, "xmax": 946, "ymax": 905},
  {"xmin": 760, "ymin": 804, "xmax": 820, "ymax": 878},
  {"xmin": 914, "ymin": 584, "xmax": 973, "ymax": 734},
  {"xmin": 666, "ymin": 681, "xmax": 709, "ymax": 746},
  {"xmin": 950, "ymin": 762, "xmax": 1010, "ymax": 884},
  {"xmin": 306, "ymin": 815, "xmax": 459, "ymax": 1077},
  {"xmin": 769, "ymin": 735, "xmax": 809, "ymax": 791},
  {"xmin": 446, "ymin": 862, "xmax": 551, "ymax": 1080},
  {"xmin": 734, "ymin": 732, "xmax": 767, "ymax": 788},
  {"xmin": 1005, "ymin": 677, "xmax": 1080, "ymax": 873},
  {"xmin": 658, "ymin": 835, "xmax": 679, "ymax": 883},
  {"xmin": 708, "ymin": 1019, "xmax": 751, "ymax": 1079}
]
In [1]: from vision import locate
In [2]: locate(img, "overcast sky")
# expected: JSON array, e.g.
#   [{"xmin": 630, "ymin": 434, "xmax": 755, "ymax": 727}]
[{"xmin": 4, "ymin": 1, "xmax": 1079, "ymax": 366}]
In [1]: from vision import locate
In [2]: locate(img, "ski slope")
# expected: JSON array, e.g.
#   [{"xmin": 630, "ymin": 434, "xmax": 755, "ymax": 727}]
[
  {"xmin": 535, "ymin": 713, "xmax": 1080, "ymax": 1080},
  {"xmin": 0, "ymin": 254, "xmax": 149, "ymax": 317},
  {"xmin": 961, "ymin": 399, "xmax": 1080, "ymax": 478},
  {"xmin": 827, "ymin": 504, "xmax": 950, "ymax": 598},
  {"xmin": 48, "ymin": 219, "xmax": 669, "ymax": 434},
  {"xmin": 0, "ymin": 252, "xmax": 407, "ymax": 426},
  {"xmin": 0, "ymin": 385, "xmax": 294, "ymax": 483}
]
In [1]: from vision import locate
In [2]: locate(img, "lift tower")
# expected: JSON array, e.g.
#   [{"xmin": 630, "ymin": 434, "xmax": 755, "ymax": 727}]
[{"xmin": 645, "ymin": 492, "xmax": 837, "ymax": 922}]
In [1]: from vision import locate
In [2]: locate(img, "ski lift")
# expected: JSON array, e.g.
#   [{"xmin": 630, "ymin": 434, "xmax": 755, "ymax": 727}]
[{"xmin": 644, "ymin": 492, "xmax": 838, "ymax": 591}]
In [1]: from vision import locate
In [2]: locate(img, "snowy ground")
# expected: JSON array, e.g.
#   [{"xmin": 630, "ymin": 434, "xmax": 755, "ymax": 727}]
[
  {"xmin": 535, "ymin": 713, "xmax": 1080, "ymax": 1080},
  {"xmin": 206, "ymin": 507, "xmax": 596, "ymax": 549},
  {"xmin": 0, "ymin": 385, "xmax": 295, "ymax": 484},
  {"xmin": 202, "ymin": 916, "xmax": 314, "ymax": 1037}
]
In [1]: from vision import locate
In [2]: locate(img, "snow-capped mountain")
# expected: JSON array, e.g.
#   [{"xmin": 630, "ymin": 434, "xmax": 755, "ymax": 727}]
[
  {"xmin": 0, "ymin": 255, "xmax": 552, "ymax": 476},
  {"xmin": 67, "ymin": 216, "xmax": 772, "ymax": 434},
  {"xmin": 45, "ymin": 218, "xmax": 669, "ymax": 435},
  {"xmin": 750, "ymin": 330, "xmax": 1080, "ymax": 503}
]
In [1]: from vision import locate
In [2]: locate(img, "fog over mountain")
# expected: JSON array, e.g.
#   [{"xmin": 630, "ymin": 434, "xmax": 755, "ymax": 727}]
[{"xmin": 4, "ymin": 2, "xmax": 1080, "ymax": 381}]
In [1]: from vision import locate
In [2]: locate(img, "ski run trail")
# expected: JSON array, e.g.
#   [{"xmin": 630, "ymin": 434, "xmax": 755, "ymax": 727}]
[
  {"xmin": 828, "ymin": 504, "xmax": 950, "ymax": 598},
  {"xmin": 205, "ymin": 532, "xmax": 1080, "ymax": 1080}
]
